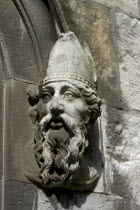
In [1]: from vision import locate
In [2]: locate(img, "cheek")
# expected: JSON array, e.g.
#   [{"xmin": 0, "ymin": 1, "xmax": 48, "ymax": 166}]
[
  {"xmin": 37, "ymin": 100, "xmax": 50, "ymax": 119},
  {"xmin": 74, "ymin": 101, "xmax": 87, "ymax": 113},
  {"xmin": 64, "ymin": 100, "xmax": 88, "ymax": 119}
]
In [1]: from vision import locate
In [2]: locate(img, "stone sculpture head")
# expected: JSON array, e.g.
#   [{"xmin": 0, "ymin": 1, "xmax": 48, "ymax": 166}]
[{"xmin": 27, "ymin": 32, "xmax": 101, "ymax": 191}]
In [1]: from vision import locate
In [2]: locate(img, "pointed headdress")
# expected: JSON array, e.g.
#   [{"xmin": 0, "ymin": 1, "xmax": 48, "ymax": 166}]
[{"xmin": 42, "ymin": 32, "xmax": 96, "ymax": 90}]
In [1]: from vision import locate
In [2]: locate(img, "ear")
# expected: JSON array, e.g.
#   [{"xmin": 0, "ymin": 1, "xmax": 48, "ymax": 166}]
[
  {"xmin": 27, "ymin": 85, "xmax": 40, "ymax": 129},
  {"xmin": 90, "ymin": 97, "xmax": 101, "ymax": 123},
  {"xmin": 93, "ymin": 100, "xmax": 101, "ymax": 121},
  {"xmin": 27, "ymin": 85, "xmax": 39, "ymax": 106},
  {"xmin": 28, "ymin": 105, "xmax": 38, "ymax": 129}
]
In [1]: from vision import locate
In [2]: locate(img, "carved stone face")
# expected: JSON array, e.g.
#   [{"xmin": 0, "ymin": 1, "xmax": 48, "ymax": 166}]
[
  {"xmin": 26, "ymin": 79, "xmax": 101, "ymax": 190},
  {"xmin": 38, "ymin": 81, "xmax": 90, "ymax": 126},
  {"xmin": 35, "ymin": 81, "xmax": 89, "ymax": 186}
]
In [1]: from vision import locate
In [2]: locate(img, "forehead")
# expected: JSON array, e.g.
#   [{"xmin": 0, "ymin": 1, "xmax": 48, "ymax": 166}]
[{"xmin": 41, "ymin": 81, "xmax": 79, "ymax": 91}]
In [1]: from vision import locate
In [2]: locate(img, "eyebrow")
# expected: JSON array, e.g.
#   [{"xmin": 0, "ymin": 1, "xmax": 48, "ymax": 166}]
[
  {"xmin": 60, "ymin": 85, "xmax": 80, "ymax": 95},
  {"xmin": 41, "ymin": 86, "xmax": 54, "ymax": 94}
]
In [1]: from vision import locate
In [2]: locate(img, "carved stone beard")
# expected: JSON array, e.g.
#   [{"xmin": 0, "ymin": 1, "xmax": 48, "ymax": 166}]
[{"xmin": 34, "ymin": 113, "xmax": 89, "ymax": 188}]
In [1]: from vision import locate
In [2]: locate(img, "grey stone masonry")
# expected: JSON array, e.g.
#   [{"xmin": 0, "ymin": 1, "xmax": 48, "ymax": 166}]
[
  {"xmin": 36, "ymin": 189, "xmax": 124, "ymax": 210},
  {"xmin": 101, "ymin": 105, "xmax": 140, "ymax": 209},
  {"xmin": 0, "ymin": 0, "xmax": 140, "ymax": 209},
  {"xmin": 87, "ymin": 0, "xmax": 139, "ymax": 17},
  {"xmin": 116, "ymin": 12, "xmax": 140, "ymax": 111}
]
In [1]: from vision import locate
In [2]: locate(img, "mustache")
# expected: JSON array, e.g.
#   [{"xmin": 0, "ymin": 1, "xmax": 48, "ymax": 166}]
[{"xmin": 39, "ymin": 113, "xmax": 78, "ymax": 131}]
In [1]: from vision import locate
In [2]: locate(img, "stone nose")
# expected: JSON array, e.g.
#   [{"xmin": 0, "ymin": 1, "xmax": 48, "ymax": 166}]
[{"xmin": 50, "ymin": 97, "xmax": 64, "ymax": 116}]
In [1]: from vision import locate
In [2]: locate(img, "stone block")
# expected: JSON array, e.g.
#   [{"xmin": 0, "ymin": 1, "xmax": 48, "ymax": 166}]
[
  {"xmin": 58, "ymin": 0, "xmax": 121, "ymax": 107},
  {"xmin": 4, "ymin": 79, "xmax": 35, "ymax": 182},
  {"xmin": 89, "ymin": 0, "xmax": 139, "ymax": 17},
  {"xmin": 101, "ymin": 105, "xmax": 140, "ymax": 209},
  {"xmin": 0, "ymin": 0, "xmax": 57, "ymax": 83},
  {"xmin": 0, "ymin": 53, "xmax": 7, "ymax": 81},
  {"xmin": 4, "ymin": 181, "xmax": 37, "ymax": 210},
  {"xmin": 23, "ymin": 183, "xmax": 38, "ymax": 210},
  {"xmin": 21, "ymin": 0, "xmax": 58, "ymax": 65},
  {"xmin": 0, "ymin": 183, "xmax": 2, "ymax": 210},
  {"xmin": 0, "ymin": 82, "xmax": 4, "ymax": 210},
  {"xmin": 0, "ymin": 82, "xmax": 4, "ymax": 182},
  {"xmin": 37, "ymin": 189, "xmax": 124, "ymax": 210},
  {"xmin": 116, "ymin": 13, "xmax": 140, "ymax": 111}
]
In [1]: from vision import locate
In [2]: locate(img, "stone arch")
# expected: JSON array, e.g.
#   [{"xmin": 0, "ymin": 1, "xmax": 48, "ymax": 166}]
[{"xmin": 0, "ymin": 1, "xmax": 57, "ymax": 209}]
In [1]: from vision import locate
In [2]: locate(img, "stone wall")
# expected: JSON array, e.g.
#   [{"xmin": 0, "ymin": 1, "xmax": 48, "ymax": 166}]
[
  {"xmin": 0, "ymin": 0, "xmax": 57, "ymax": 209},
  {"xmin": 0, "ymin": 0, "xmax": 140, "ymax": 209}
]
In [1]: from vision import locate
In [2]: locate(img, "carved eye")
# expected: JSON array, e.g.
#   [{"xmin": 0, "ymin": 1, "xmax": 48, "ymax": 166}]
[
  {"xmin": 42, "ymin": 93, "xmax": 52, "ymax": 103},
  {"xmin": 64, "ymin": 92, "xmax": 75, "ymax": 101}
]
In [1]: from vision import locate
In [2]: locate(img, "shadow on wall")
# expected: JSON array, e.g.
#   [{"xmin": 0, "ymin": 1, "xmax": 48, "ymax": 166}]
[{"xmin": 43, "ymin": 189, "xmax": 91, "ymax": 209}]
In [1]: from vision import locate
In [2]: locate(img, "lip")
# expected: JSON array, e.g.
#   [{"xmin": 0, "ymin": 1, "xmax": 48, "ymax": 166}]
[
  {"xmin": 50, "ymin": 121, "xmax": 63, "ymax": 129},
  {"xmin": 49, "ymin": 118, "xmax": 64, "ymax": 129}
]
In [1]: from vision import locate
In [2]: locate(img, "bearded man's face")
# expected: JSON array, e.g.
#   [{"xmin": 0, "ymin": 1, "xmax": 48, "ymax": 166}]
[{"xmin": 35, "ymin": 81, "xmax": 91, "ymax": 187}]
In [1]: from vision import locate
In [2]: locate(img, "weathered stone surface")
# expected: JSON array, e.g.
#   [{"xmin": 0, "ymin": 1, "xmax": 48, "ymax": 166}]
[
  {"xmin": 0, "ymin": 2, "xmax": 58, "ymax": 209},
  {"xmin": 0, "ymin": 1, "xmax": 139, "ymax": 210},
  {"xmin": 19, "ymin": 0, "xmax": 58, "ymax": 70},
  {"xmin": 0, "ymin": 183, "xmax": 2, "ymax": 210},
  {"xmin": 116, "ymin": 13, "xmax": 140, "ymax": 111},
  {"xmin": 101, "ymin": 105, "xmax": 140, "ymax": 209},
  {"xmin": 4, "ymin": 181, "xmax": 37, "ymax": 210},
  {"xmin": 90, "ymin": 0, "xmax": 139, "ymax": 17},
  {"xmin": 0, "ymin": 83, "xmax": 4, "ymax": 210},
  {"xmin": 0, "ymin": 83, "xmax": 4, "ymax": 182},
  {"xmin": 58, "ymin": 0, "xmax": 121, "ymax": 107},
  {"xmin": 0, "ymin": 0, "xmax": 57, "ymax": 82},
  {"xmin": 0, "ymin": 52, "xmax": 7, "ymax": 81},
  {"xmin": 37, "ymin": 189, "xmax": 124, "ymax": 210},
  {"xmin": 4, "ymin": 79, "xmax": 35, "ymax": 182}
]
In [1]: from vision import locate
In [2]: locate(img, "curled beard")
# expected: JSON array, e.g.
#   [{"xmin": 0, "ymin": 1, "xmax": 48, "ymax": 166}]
[{"xmin": 34, "ymin": 113, "xmax": 89, "ymax": 187}]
